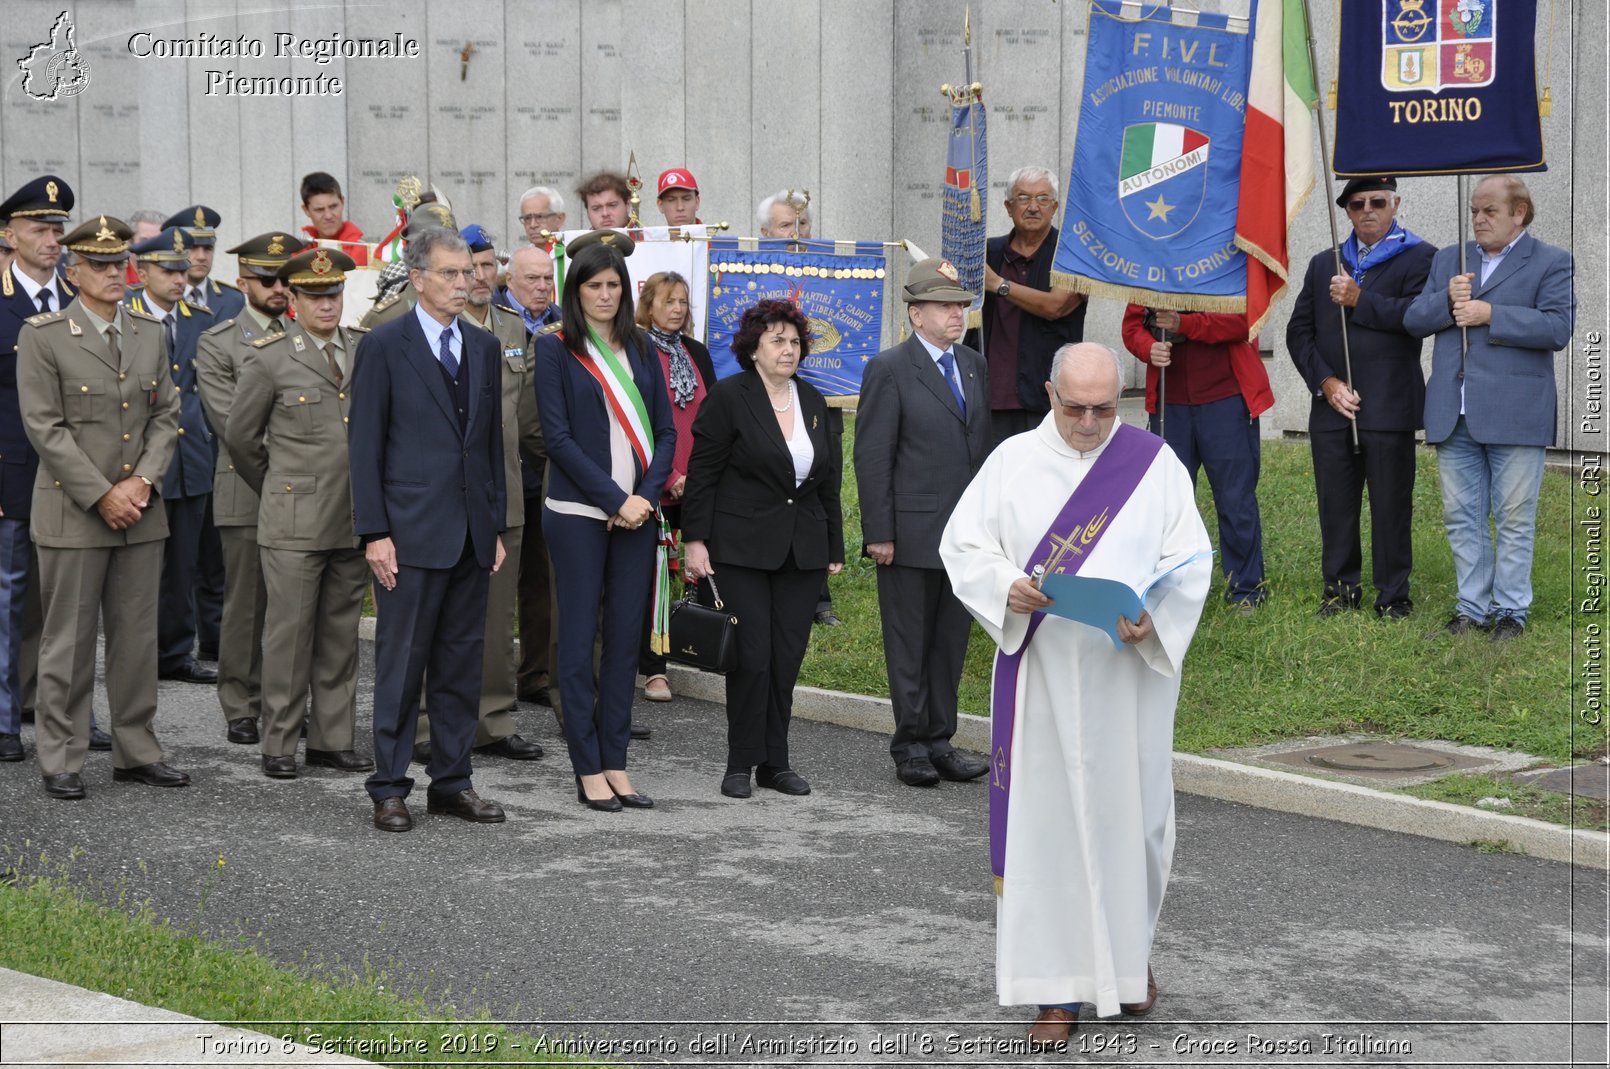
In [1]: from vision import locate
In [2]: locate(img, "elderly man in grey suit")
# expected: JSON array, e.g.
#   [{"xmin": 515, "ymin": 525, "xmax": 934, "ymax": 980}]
[
  {"xmin": 1405, "ymin": 174, "xmax": 1574, "ymax": 643},
  {"xmin": 855, "ymin": 258, "xmax": 992, "ymax": 787}
]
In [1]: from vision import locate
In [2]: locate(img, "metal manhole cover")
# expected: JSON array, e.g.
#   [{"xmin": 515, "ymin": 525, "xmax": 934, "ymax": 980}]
[{"xmin": 1304, "ymin": 744, "xmax": 1456, "ymax": 773}]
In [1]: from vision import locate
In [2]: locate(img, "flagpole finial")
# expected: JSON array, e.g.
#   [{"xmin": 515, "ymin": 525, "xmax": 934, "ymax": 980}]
[
  {"xmin": 964, "ymin": 5, "xmax": 972, "ymax": 48},
  {"xmin": 625, "ymin": 150, "xmax": 642, "ymax": 228}
]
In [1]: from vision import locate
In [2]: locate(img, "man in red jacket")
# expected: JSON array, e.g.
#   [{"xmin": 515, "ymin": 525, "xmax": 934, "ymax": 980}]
[
  {"xmin": 299, "ymin": 172, "xmax": 368, "ymax": 266},
  {"xmin": 1122, "ymin": 305, "xmax": 1271, "ymax": 610}
]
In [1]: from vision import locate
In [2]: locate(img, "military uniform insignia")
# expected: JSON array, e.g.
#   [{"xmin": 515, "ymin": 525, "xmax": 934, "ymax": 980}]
[
  {"xmin": 372, "ymin": 292, "xmax": 400, "ymax": 312},
  {"xmin": 535, "ymin": 321, "xmax": 562, "ymax": 337},
  {"xmin": 193, "ymin": 207, "xmax": 206, "ymax": 228},
  {"xmin": 310, "ymin": 250, "xmax": 333, "ymax": 276},
  {"xmin": 25, "ymin": 309, "xmax": 61, "ymax": 326},
  {"xmin": 347, "ymin": 325, "xmax": 369, "ymax": 334},
  {"xmin": 172, "ymin": 229, "xmax": 185, "ymax": 252},
  {"xmin": 204, "ymin": 318, "xmax": 235, "ymax": 336},
  {"xmin": 251, "ymin": 335, "xmax": 277, "ymax": 348},
  {"xmin": 937, "ymin": 260, "xmax": 961, "ymax": 282},
  {"xmin": 94, "ymin": 216, "xmax": 116, "ymax": 243},
  {"xmin": 292, "ymin": 334, "xmax": 306, "ymax": 352},
  {"xmin": 128, "ymin": 306, "xmax": 161, "ymax": 322},
  {"xmin": 178, "ymin": 301, "xmax": 192, "ymax": 317},
  {"xmin": 1, "ymin": 268, "xmax": 11, "ymax": 298},
  {"xmin": 45, "ymin": 181, "xmax": 58, "ymax": 204},
  {"xmin": 267, "ymin": 235, "xmax": 286, "ymax": 255}
]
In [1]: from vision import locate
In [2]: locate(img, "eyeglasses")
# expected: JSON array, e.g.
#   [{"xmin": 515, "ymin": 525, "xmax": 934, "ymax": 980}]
[
  {"xmin": 425, "ymin": 268, "xmax": 474, "ymax": 282},
  {"xmin": 1011, "ymin": 194, "xmax": 1056, "ymax": 207},
  {"xmin": 1051, "ymin": 386, "xmax": 1117, "ymax": 420},
  {"xmin": 1346, "ymin": 196, "xmax": 1392, "ymax": 211},
  {"xmin": 519, "ymin": 212, "xmax": 562, "ymax": 225}
]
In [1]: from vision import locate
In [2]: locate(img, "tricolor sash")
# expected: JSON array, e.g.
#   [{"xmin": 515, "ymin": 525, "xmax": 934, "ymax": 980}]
[{"xmin": 989, "ymin": 422, "xmax": 1164, "ymax": 895}]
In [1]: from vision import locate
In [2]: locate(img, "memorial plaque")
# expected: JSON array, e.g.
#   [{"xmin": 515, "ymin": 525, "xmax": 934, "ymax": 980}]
[
  {"xmin": 185, "ymin": 0, "xmax": 244, "ymax": 249},
  {"xmin": 578, "ymin": 0, "xmax": 623, "ymax": 181},
  {"xmin": 683, "ymin": 0, "xmax": 750, "ymax": 234},
  {"xmin": 892, "ymin": 0, "xmax": 966, "ymax": 265},
  {"xmin": 620, "ymin": 0, "xmax": 686, "ymax": 220},
  {"xmin": 977, "ymin": 0, "xmax": 1061, "ymax": 234},
  {"xmin": 505, "ymin": 1, "xmax": 582, "ymax": 242},
  {"xmin": 750, "ymin": 0, "xmax": 821, "ymax": 228},
  {"xmin": 343, "ymin": 0, "xmax": 428, "ymax": 239},
  {"xmin": 229, "ymin": 3, "xmax": 297, "ymax": 248},
  {"xmin": 425, "ymin": 0, "xmax": 506, "ymax": 237},
  {"xmin": 821, "ymin": 0, "xmax": 893, "ymax": 245},
  {"xmin": 75, "ymin": 0, "xmax": 142, "ymax": 217},
  {"xmin": 1, "ymin": 1, "xmax": 84, "ymax": 199},
  {"xmin": 288, "ymin": 0, "xmax": 349, "ymax": 239},
  {"xmin": 131, "ymin": 0, "xmax": 189, "ymax": 214}
]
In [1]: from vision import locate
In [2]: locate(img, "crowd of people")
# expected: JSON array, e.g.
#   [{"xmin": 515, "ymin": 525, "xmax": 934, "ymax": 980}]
[{"xmin": 0, "ymin": 156, "xmax": 1573, "ymax": 1041}]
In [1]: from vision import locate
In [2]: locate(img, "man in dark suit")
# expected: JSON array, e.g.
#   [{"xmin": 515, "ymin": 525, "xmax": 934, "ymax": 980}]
[
  {"xmin": 855, "ymin": 258, "xmax": 992, "ymax": 788},
  {"xmin": 349, "ymin": 225, "xmax": 508, "ymax": 832},
  {"xmin": 1287, "ymin": 176, "xmax": 1436, "ymax": 620},
  {"xmin": 1406, "ymin": 175, "xmax": 1574, "ymax": 642}
]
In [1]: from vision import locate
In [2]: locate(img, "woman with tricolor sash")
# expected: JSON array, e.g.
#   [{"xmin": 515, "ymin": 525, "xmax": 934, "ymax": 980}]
[{"xmin": 532, "ymin": 231, "xmax": 676, "ymax": 813}]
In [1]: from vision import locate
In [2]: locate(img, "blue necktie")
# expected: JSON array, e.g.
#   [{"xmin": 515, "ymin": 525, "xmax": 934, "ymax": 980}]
[
  {"xmin": 938, "ymin": 350, "xmax": 966, "ymax": 416},
  {"xmin": 439, "ymin": 327, "xmax": 459, "ymax": 378},
  {"xmin": 36, "ymin": 289, "xmax": 52, "ymax": 314}
]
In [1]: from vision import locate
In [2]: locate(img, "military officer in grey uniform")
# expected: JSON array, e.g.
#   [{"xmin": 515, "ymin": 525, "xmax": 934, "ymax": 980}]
[
  {"xmin": 224, "ymin": 248, "xmax": 373, "ymax": 779},
  {"xmin": 18, "ymin": 215, "xmax": 184, "ymax": 799},
  {"xmin": 358, "ymin": 202, "xmax": 457, "ymax": 330},
  {"xmin": 411, "ymin": 225, "xmax": 544, "ymax": 763},
  {"xmin": 196, "ymin": 231, "xmax": 305, "ymax": 746}
]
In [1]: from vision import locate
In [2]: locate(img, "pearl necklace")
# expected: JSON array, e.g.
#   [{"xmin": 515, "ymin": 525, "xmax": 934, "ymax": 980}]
[{"xmin": 767, "ymin": 380, "xmax": 795, "ymax": 413}]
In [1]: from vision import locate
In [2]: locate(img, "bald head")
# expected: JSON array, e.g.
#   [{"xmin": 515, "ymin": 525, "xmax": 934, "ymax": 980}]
[
  {"xmin": 1051, "ymin": 342, "xmax": 1122, "ymax": 399},
  {"xmin": 506, "ymin": 244, "xmax": 556, "ymax": 315},
  {"xmin": 1047, "ymin": 343, "xmax": 1123, "ymax": 452}
]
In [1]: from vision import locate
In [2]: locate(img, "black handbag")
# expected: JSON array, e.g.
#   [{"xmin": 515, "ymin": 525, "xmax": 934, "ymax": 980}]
[{"xmin": 668, "ymin": 577, "xmax": 739, "ymax": 674}]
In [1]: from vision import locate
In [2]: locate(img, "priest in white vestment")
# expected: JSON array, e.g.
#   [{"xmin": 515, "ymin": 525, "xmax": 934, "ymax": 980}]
[{"xmin": 939, "ymin": 343, "xmax": 1211, "ymax": 1043}]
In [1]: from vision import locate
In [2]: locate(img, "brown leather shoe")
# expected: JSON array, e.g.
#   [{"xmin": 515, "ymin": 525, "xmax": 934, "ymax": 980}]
[
  {"xmin": 1027, "ymin": 1006, "xmax": 1078, "ymax": 1046},
  {"xmin": 1120, "ymin": 967, "xmax": 1158, "ymax": 1016},
  {"xmin": 426, "ymin": 788, "xmax": 506, "ymax": 823},
  {"xmin": 373, "ymin": 797, "xmax": 412, "ymax": 832}
]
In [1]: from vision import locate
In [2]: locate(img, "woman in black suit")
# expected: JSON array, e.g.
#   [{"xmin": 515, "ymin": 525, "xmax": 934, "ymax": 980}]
[
  {"xmin": 634, "ymin": 270, "xmax": 717, "ymax": 704},
  {"xmin": 681, "ymin": 299, "xmax": 844, "ymax": 799},
  {"xmin": 533, "ymin": 231, "xmax": 676, "ymax": 812}
]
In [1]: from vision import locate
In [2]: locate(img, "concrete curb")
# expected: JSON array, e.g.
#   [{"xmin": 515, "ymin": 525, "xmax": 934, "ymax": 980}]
[{"xmin": 663, "ymin": 664, "xmax": 1610, "ymax": 870}]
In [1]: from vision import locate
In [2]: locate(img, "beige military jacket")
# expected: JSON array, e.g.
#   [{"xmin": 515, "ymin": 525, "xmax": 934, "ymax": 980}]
[
  {"xmin": 358, "ymin": 281, "xmax": 416, "ymax": 330},
  {"xmin": 196, "ymin": 312, "xmax": 281, "ymax": 527},
  {"xmin": 224, "ymin": 322, "xmax": 364, "ymax": 551},
  {"xmin": 459, "ymin": 303, "xmax": 544, "ymax": 528},
  {"xmin": 17, "ymin": 298, "xmax": 180, "ymax": 548}
]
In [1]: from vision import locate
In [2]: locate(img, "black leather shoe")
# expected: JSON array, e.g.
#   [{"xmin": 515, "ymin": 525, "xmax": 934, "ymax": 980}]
[
  {"xmin": 0, "ymin": 732, "xmax": 23, "ymax": 762},
  {"xmin": 88, "ymin": 727, "xmax": 112, "ymax": 751},
  {"xmin": 159, "ymin": 661, "xmax": 217, "ymax": 684},
  {"xmin": 261, "ymin": 754, "xmax": 297, "ymax": 779},
  {"xmin": 1315, "ymin": 596, "xmax": 1357, "ymax": 618},
  {"xmin": 629, "ymin": 720, "xmax": 652, "ymax": 740},
  {"xmin": 196, "ymin": 644, "xmax": 219, "ymax": 661},
  {"xmin": 412, "ymin": 741, "xmax": 431, "ymax": 765},
  {"xmin": 896, "ymin": 756, "xmax": 941, "ymax": 787},
  {"xmin": 42, "ymin": 772, "xmax": 85, "ymax": 800},
  {"xmin": 476, "ymin": 734, "xmax": 543, "ymax": 760},
  {"xmin": 1432, "ymin": 613, "xmax": 1489, "ymax": 638},
  {"xmin": 427, "ymin": 788, "xmax": 507, "ymax": 823},
  {"xmin": 611, "ymin": 788, "xmax": 655, "ymax": 809},
  {"xmin": 1491, "ymin": 617, "xmax": 1526, "ymax": 642},
  {"xmin": 112, "ymin": 762, "xmax": 190, "ymax": 787},
  {"xmin": 756, "ymin": 765, "xmax": 811, "ymax": 795},
  {"xmin": 226, "ymin": 718, "xmax": 259, "ymax": 745},
  {"xmin": 933, "ymin": 751, "xmax": 990, "ymax": 781},
  {"xmin": 576, "ymin": 776, "xmax": 623, "ymax": 812},
  {"xmin": 813, "ymin": 608, "xmax": 843, "ymax": 627},
  {"xmin": 373, "ymin": 797, "xmax": 412, "ymax": 832},
  {"xmin": 518, "ymin": 686, "xmax": 552, "ymax": 707},
  {"xmin": 306, "ymin": 748, "xmax": 375, "ymax": 772},
  {"xmin": 1376, "ymin": 599, "xmax": 1414, "ymax": 620},
  {"xmin": 721, "ymin": 770, "xmax": 752, "ymax": 798}
]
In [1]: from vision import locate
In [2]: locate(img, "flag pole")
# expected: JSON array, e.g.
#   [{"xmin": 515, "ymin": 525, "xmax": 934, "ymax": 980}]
[
  {"xmin": 1301, "ymin": 0, "xmax": 1359, "ymax": 455},
  {"xmin": 1456, "ymin": 174, "xmax": 1470, "ymax": 370}
]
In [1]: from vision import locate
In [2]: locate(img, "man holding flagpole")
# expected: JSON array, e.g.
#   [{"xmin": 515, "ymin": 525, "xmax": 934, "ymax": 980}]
[{"xmin": 940, "ymin": 342, "xmax": 1211, "ymax": 1043}]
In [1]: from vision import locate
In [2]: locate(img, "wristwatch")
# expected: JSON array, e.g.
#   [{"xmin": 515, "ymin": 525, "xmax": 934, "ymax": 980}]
[{"xmin": 996, "ymin": 280, "xmax": 1011, "ymax": 298}]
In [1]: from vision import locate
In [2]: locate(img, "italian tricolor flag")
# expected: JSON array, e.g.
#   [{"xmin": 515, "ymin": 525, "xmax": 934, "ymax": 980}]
[{"xmin": 1234, "ymin": 0, "xmax": 1316, "ymax": 336}]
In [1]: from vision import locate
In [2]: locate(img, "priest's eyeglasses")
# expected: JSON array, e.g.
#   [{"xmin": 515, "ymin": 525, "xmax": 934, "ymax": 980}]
[{"xmin": 1051, "ymin": 386, "xmax": 1118, "ymax": 420}]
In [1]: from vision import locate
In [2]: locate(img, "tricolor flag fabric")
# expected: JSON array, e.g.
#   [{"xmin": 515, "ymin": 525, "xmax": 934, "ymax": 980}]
[{"xmin": 1234, "ymin": 0, "xmax": 1317, "ymax": 336}]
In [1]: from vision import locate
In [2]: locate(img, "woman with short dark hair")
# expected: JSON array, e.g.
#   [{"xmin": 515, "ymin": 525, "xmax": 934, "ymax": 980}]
[{"xmin": 680, "ymin": 299, "xmax": 844, "ymax": 798}]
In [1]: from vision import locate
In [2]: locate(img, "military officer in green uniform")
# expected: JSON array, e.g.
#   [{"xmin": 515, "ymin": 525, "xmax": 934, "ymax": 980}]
[
  {"xmin": 196, "ymin": 231, "xmax": 306, "ymax": 746},
  {"xmin": 17, "ymin": 215, "xmax": 184, "ymax": 799},
  {"xmin": 224, "ymin": 249, "xmax": 374, "ymax": 779},
  {"xmin": 359, "ymin": 201, "xmax": 457, "ymax": 330}
]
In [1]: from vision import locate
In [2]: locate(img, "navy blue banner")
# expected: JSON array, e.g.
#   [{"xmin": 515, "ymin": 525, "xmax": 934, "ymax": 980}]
[
  {"xmin": 1051, "ymin": 1, "xmax": 1254, "ymax": 310},
  {"xmin": 941, "ymin": 96, "xmax": 988, "ymax": 325},
  {"xmin": 1333, "ymin": 0, "xmax": 1545, "ymax": 176},
  {"xmin": 704, "ymin": 239, "xmax": 886, "ymax": 396}
]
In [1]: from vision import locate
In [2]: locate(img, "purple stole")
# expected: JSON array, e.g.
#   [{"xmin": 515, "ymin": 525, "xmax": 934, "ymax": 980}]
[{"xmin": 989, "ymin": 422, "xmax": 1164, "ymax": 894}]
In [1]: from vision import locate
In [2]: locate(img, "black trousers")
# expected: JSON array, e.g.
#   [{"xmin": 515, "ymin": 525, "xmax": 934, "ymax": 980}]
[
  {"xmin": 1310, "ymin": 426, "xmax": 1416, "ymax": 608},
  {"xmin": 878, "ymin": 563, "xmax": 971, "ymax": 763},
  {"xmin": 987, "ymin": 408, "xmax": 1040, "ymax": 455},
  {"xmin": 717, "ymin": 558, "xmax": 823, "ymax": 771},
  {"xmin": 366, "ymin": 539, "xmax": 489, "ymax": 801},
  {"xmin": 515, "ymin": 492, "xmax": 552, "ymax": 693},
  {"xmin": 158, "ymin": 493, "xmax": 209, "ymax": 673}
]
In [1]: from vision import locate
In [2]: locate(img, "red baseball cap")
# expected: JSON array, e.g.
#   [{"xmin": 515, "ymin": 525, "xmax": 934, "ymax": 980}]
[{"xmin": 657, "ymin": 168, "xmax": 699, "ymax": 197}]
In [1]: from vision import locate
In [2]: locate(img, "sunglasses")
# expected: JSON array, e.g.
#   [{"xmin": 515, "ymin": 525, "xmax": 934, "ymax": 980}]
[{"xmin": 1346, "ymin": 196, "xmax": 1392, "ymax": 211}]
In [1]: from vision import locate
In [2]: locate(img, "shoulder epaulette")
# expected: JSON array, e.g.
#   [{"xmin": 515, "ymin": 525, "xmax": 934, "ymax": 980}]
[
  {"xmin": 25, "ymin": 310, "xmax": 65, "ymax": 327},
  {"xmin": 213, "ymin": 279, "xmax": 240, "ymax": 293},
  {"xmin": 535, "ymin": 322, "xmax": 562, "ymax": 337},
  {"xmin": 203, "ymin": 318, "xmax": 237, "ymax": 336},
  {"xmin": 346, "ymin": 325, "xmax": 370, "ymax": 334},
  {"xmin": 127, "ymin": 306, "xmax": 162, "ymax": 322},
  {"xmin": 494, "ymin": 303, "xmax": 521, "ymax": 316},
  {"xmin": 371, "ymin": 292, "xmax": 401, "ymax": 312},
  {"xmin": 250, "ymin": 334, "xmax": 281, "ymax": 348}
]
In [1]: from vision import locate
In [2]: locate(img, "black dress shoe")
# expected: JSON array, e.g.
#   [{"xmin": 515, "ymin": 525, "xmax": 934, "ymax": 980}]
[
  {"xmin": 427, "ymin": 788, "xmax": 507, "ymax": 823},
  {"xmin": 196, "ymin": 644, "xmax": 219, "ymax": 661},
  {"xmin": 1491, "ymin": 617, "xmax": 1526, "ymax": 642},
  {"xmin": 1431, "ymin": 613, "xmax": 1490, "ymax": 639},
  {"xmin": 306, "ymin": 748, "xmax": 375, "ymax": 772},
  {"xmin": 1376, "ymin": 598, "xmax": 1414, "ymax": 620},
  {"xmin": 373, "ymin": 797, "xmax": 412, "ymax": 832},
  {"xmin": 813, "ymin": 608, "xmax": 843, "ymax": 627},
  {"xmin": 159, "ymin": 661, "xmax": 218, "ymax": 684},
  {"xmin": 261, "ymin": 754, "xmax": 298, "ymax": 779},
  {"xmin": 756, "ymin": 765, "xmax": 811, "ymax": 795},
  {"xmin": 896, "ymin": 756, "xmax": 941, "ymax": 787},
  {"xmin": 629, "ymin": 720, "xmax": 652, "ymax": 740},
  {"xmin": 1315, "ymin": 596, "xmax": 1357, "ymax": 618},
  {"xmin": 412, "ymin": 741, "xmax": 432, "ymax": 765},
  {"xmin": 42, "ymin": 772, "xmax": 85, "ymax": 800},
  {"xmin": 112, "ymin": 761, "xmax": 190, "ymax": 787},
  {"xmin": 226, "ymin": 718, "xmax": 260, "ymax": 745},
  {"xmin": 611, "ymin": 788, "xmax": 655, "ymax": 809},
  {"xmin": 88, "ymin": 727, "xmax": 112, "ymax": 751},
  {"xmin": 932, "ymin": 750, "xmax": 990, "ymax": 782},
  {"xmin": 0, "ymin": 732, "xmax": 23, "ymax": 762},
  {"xmin": 575, "ymin": 776, "xmax": 623, "ymax": 812},
  {"xmin": 518, "ymin": 686, "xmax": 552, "ymax": 707},
  {"xmin": 476, "ymin": 734, "xmax": 543, "ymax": 760},
  {"xmin": 721, "ymin": 770, "xmax": 752, "ymax": 798}
]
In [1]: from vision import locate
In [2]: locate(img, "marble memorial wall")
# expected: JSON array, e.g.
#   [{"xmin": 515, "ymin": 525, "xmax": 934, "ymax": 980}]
[{"xmin": 0, "ymin": 0, "xmax": 1595, "ymax": 446}]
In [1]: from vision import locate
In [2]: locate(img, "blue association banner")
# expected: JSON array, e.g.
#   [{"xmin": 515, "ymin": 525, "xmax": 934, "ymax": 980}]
[
  {"xmin": 704, "ymin": 239, "xmax": 886, "ymax": 396},
  {"xmin": 1051, "ymin": 1, "xmax": 1255, "ymax": 310},
  {"xmin": 941, "ymin": 94, "xmax": 987, "ymax": 327},
  {"xmin": 1333, "ymin": 0, "xmax": 1545, "ymax": 177}
]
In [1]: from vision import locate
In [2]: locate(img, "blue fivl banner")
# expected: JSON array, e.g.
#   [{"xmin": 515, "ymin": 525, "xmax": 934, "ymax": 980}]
[
  {"xmin": 941, "ymin": 92, "xmax": 987, "ymax": 327},
  {"xmin": 1333, "ymin": 0, "xmax": 1545, "ymax": 176},
  {"xmin": 703, "ymin": 239, "xmax": 886, "ymax": 396},
  {"xmin": 1051, "ymin": 1, "xmax": 1255, "ymax": 311}
]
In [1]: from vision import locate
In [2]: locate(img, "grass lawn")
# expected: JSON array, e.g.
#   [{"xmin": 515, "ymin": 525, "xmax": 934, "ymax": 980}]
[
  {"xmin": 1400, "ymin": 772, "xmax": 1610, "ymax": 832},
  {"xmin": 803, "ymin": 416, "xmax": 1583, "ymax": 762}
]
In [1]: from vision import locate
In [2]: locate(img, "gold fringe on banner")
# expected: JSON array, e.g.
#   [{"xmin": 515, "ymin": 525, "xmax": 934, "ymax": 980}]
[{"xmin": 1049, "ymin": 270, "xmax": 1249, "ymax": 315}]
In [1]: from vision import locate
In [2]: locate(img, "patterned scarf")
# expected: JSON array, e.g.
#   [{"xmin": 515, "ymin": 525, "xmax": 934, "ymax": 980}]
[
  {"xmin": 646, "ymin": 324, "xmax": 699, "ymax": 408},
  {"xmin": 1341, "ymin": 220, "xmax": 1425, "ymax": 284}
]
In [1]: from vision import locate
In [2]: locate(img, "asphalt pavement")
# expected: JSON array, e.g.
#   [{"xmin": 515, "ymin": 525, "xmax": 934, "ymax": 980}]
[{"xmin": 0, "ymin": 639, "xmax": 1605, "ymax": 1067}]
